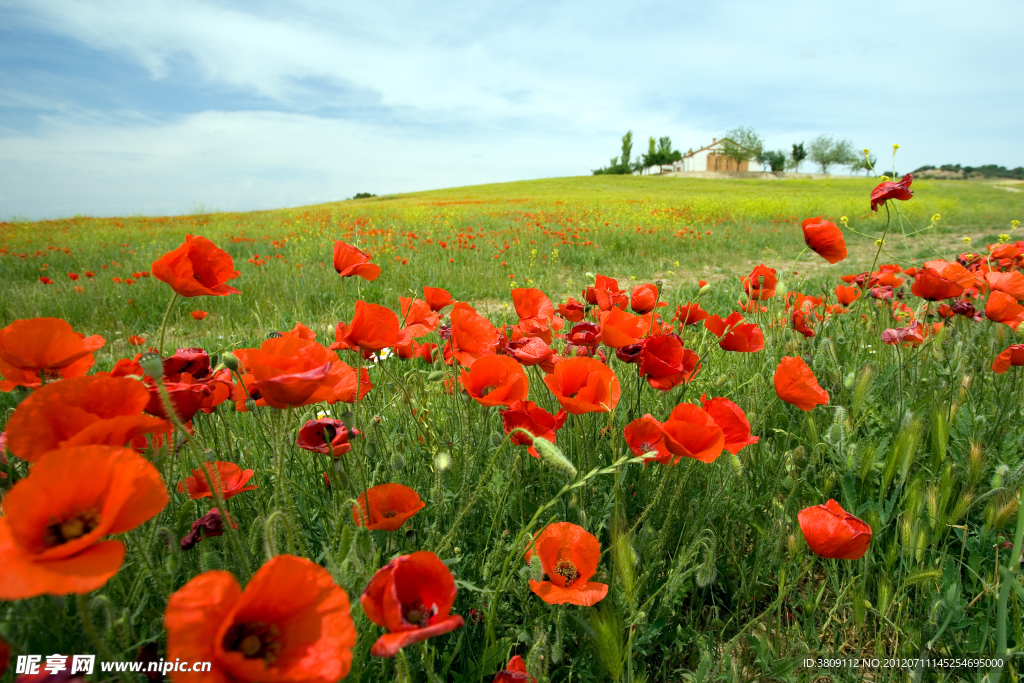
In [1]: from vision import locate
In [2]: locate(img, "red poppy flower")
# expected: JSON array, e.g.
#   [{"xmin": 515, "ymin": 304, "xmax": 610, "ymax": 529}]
[
  {"xmin": 399, "ymin": 297, "xmax": 439, "ymax": 338},
  {"xmin": 160, "ymin": 348, "xmax": 210, "ymax": 379},
  {"xmin": 741, "ymin": 264, "xmax": 778, "ymax": 301},
  {"xmin": 911, "ymin": 267, "xmax": 964, "ymax": 301},
  {"xmin": 567, "ymin": 321, "xmax": 601, "ymax": 348},
  {"xmin": 151, "ymin": 234, "xmax": 240, "ymax": 297},
  {"xmin": 67, "ymin": 272, "xmax": 80, "ymax": 281},
  {"xmin": 658, "ymin": 403, "xmax": 725, "ymax": 464},
  {"xmin": 984, "ymin": 291, "xmax": 1024, "ymax": 328},
  {"xmin": 423, "ymin": 286, "xmax": 453, "ymax": 312},
  {"xmin": 296, "ymin": 418, "xmax": 357, "ymax": 455},
  {"xmin": 504, "ymin": 336, "xmax": 554, "ymax": 366},
  {"xmin": 166, "ymin": 554, "xmax": 356, "ymax": 682},
  {"xmin": 623, "ymin": 415, "xmax": 670, "ymax": 463},
  {"xmin": 881, "ymin": 324, "xmax": 925, "ymax": 346},
  {"xmin": 870, "ymin": 173, "xmax": 913, "ymax": 212},
  {"xmin": 0, "ymin": 445, "xmax": 167, "ymax": 598},
  {"xmin": 177, "ymin": 461, "xmax": 256, "ymax": 500},
  {"xmin": 127, "ymin": 335, "xmax": 146, "ymax": 346},
  {"xmin": 352, "ymin": 483, "xmax": 425, "ymax": 531},
  {"xmin": 638, "ymin": 334, "xmax": 700, "ymax": 391},
  {"xmin": 556, "ymin": 297, "xmax": 585, "ymax": 322},
  {"xmin": 180, "ymin": 508, "xmax": 237, "ymax": 551},
  {"xmin": 449, "ymin": 306, "xmax": 499, "ymax": 367},
  {"xmin": 583, "ymin": 274, "xmax": 628, "ymax": 311},
  {"xmin": 4, "ymin": 375, "xmax": 171, "ymax": 462},
  {"xmin": 235, "ymin": 335, "xmax": 371, "ymax": 408},
  {"xmin": 38, "ymin": 276, "xmax": 53, "ymax": 285},
  {"xmin": 500, "ymin": 400, "xmax": 567, "ymax": 458},
  {"xmin": 801, "ymin": 217, "xmax": 848, "ymax": 263},
  {"xmin": 986, "ymin": 271, "xmax": 1024, "ymax": 301},
  {"xmin": 834, "ymin": 285, "xmax": 861, "ymax": 305},
  {"xmin": 598, "ymin": 307, "xmax": 649, "ymax": 348},
  {"xmin": 798, "ymin": 499, "xmax": 872, "ymax": 559},
  {"xmin": 190, "ymin": 310, "xmax": 208, "ymax": 320},
  {"xmin": 361, "ymin": 551, "xmax": 464, "ymax": 657},
  {"xmin": 704, "ymin": 312, "xmax": 764, "ymax": 353},
  {"xmin": 673, "ymin": 302, "xmax": 710, "ymax": 326},
  {"xmin": 332, "ymin": 301, "xmax": 400, "ymax": 353},
  {"xmin": 992, "ymin": 344, "xmax": 1024, "ymax": 374},
  {"xmin": 459, "ymin": 355, "xmax": 529, "ymax": 407},
  {"xmin": 543, "ymin": 357, "xmax": 620, "ymax": 415},
  {"xmin": 333, "ymin": 241, "xmax": 381, "ymax": 281},
  {"xmin": 774, "ymin": 357, "xmax": 829, "ymax": 410},
  {"xmin": 145, "ymin": 378, "xmax": 215, "ymax": 422},
  {"xmin": 630, "ymin": 284, "xmax": 665, "ymax": 314},
  {"xmin": 700, "ymin": 395, "xmax": 759, "ymax": 454},
  {"xmin": 493, "ymin": 655, "xmax": 536, "ymax": 683},
  {"xmin": 84, "ymin": 271, "xmax": 95, "ymax": 278},
  {"xmin": 0, "ymin": 318, "xmax": 105, "ymax": 390},
  {"xmin": 525, "ymin": 522, "xmax": 608, "ymax": 606}
]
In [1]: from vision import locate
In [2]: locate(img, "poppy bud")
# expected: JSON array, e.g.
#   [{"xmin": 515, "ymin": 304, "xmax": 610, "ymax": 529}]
[
  {"xmin": 991, "ymin": 464, "xmax": 1009, "ymax": 489},
  {"xmin": 244, "ymin": 398, "xmax": 257, "ymax": 412},
  {"xmin": 406, "ymin": 529, "xmax": 417, "ymax": 543},
  {"xmin": 533, "ymin": 437, "xmax": 577, "ymax": 477},
  {"xmin": 220, "ymin": 352, "xmax": 240, "ymax": 372},
  {"xmin": 427, "ymin": 370, "xmax": 446, "ymax": 382},
  {"xmin": 139, "ymin": 352, "xmax": 164, "ymax": 379},
  {"xmin": 391, "ymin": 453, "xmax": 405, "ymax": 471},
  {"xmin": 529, "ymin": 553, "xmax": 544, "ymax": 581},
  {"xmin": 730, "ymin": 454, "xmax": 743, "ymax": 477},
  {"xmin": 433, "ymin": 359, "xmax": 444, "ymax": 371},
  {"xmin": 490, "ymin": 431, "xmax": 503, "ymax": 447},
  {"xmin": 698, "ymin": 284, "xmax": 711, "ymax": 296},
  {"xmin": 715, "ymin": 374, "xmax": 727, "ymax": 387},
  {"xmin": 434, "ymin": 451, "xmax": 452, "ymax": 471}
]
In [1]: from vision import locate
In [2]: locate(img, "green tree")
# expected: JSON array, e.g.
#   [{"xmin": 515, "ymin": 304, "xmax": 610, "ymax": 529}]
[
  {"xmin": 592, "ymin": 131, "xmax": 639, "ymax": 175},
  {"xmin": 656, "ymin": 136, "xmax": 682, "ymax": 172},
  {"xmin": 720, "ymin": 127, "xmax": 764, "ymax": 171},
  {"xmin": 849, "ymin": 150, "xmax": 878, "ymax": 176},
  {"xmin": 788, "ymin": 142, "xmax": 807, "ymax": 172},
  {"xmin": 759, "ymin": 150, "xmax": 786, "ymax": 172},
  {"xmin": 808, "ymin": 135, "xmax": 858, "ymax": 174},
  {"xmin": 620, "ymin": 131, "xmax": 634, "ymax": 173}
]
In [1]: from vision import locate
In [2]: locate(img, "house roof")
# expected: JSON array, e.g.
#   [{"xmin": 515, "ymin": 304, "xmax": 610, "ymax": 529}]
[{"xmin": 683, "ymin": 138, "xmax": 757, "ymax": 158}]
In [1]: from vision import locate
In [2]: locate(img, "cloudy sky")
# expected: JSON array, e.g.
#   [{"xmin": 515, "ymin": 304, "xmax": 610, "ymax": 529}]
[{"xmin": 1, "ymin": 0, "xmax": 1020, "ymax": 220}]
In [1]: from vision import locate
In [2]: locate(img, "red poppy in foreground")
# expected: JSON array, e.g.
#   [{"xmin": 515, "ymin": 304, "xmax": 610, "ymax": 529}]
[
  {"xmin": 352, "ymin": 483, "xmax": 425, "ymax": 531},
  {"xmin": 598, "ymin": 307, "xmax": 650, "ymax": 348},
  {"xmin": 0, "ymin": 445, "xmax": 167, "ymax": 599},
  {"xmin": 500, "ymin": 400, "xmax": 567, "ymax": 457},
  {"xmin": 190, "ymin": 310, "xmax": 208, "ymax": 320},
  {"xmin": 630, "ymin": 283, "xmax": 665, "ymax": 314},
  {"xmin": 741, "ymin": 264, "xmax": 778, "ymax": 300},
  {"xmin": 423, "ymin": 286, "xmax": 453, "ymax": 311},
  {"xmin": 658, "ymin": 403, "xmax": 726, "ymax": 464},
  {"xmin": 296, "ymin": 418, "xmax": 357, "ymax": 455},
  {"xmin": 674, "ymin": 302, "xmax": 710, "ymax": 326},
  {"xmin": 449, "ymin": 306, "xmax": 499, "ymax": 367},
  {"xmin": 399, "ymin": 297, "xmax": 439, "ymax": 338},
  {"xmin": 165, "ymin": 554, "xmax": 356, "ymax": 683},
  {"xmin": 361, "ymin": 551, "xmax": 464, "ymax": 657},
  {"xmin": 557, "ymin": 297, "xmax": 585, "ymax": 322},
  {"xmin": 986, "ymin": 271, "xmax": 1024, "ymax": 301},
  {"xmin": 145, "ymin": 378, "xmax": 215, "ymax": 423},
  {"xmin": 0, "ymin": 317, "xmax": 105, "ymax": 390},
  {"xmin": 333, "ymin": 240, "xmax": 381, "ymax": 281},
  {"xmin": 4, "ymin": 375, "xmax": 171, "ymax": 462},
  {"xmin": 911, "ymin": 267, "xmax": 964, "ymax": 301},
  {"xmin": 177, "ymin": 461, "xmax": 257, "ymax": 500},
  {"xmin": 151, "ymin": 234, "xmax": 240, "ymax": 297},
  {"xmin": 623, "ymin": 415, "xmax": 670, "ymax": 463},
  {"xmin": 774, "ymin": 357, "xmax": 829, "ymax": 410},
  {"xmin": 992, "ymin": 344, "xmax": 1024, "ymax": 373},
  {"xmin": 986, "ymin": 291, "xmax": 1024, "ymax": 329},
  {"xmin": 493, "ymin": 655, "xmax": 536, "ymax": 683},
  {"xmin": 543, "ymin": 356, "xmax": 621, "ymax": 415},
  {"xmin": 704, "ymin": 312, "xmax": 764, "ymax": 353},
  {"xmin": 459, "ymin": 355, "xmax": 529, "ymax": 407},
  {"xmin": 701, "ymin": 395, "xmax": 759, "ymax": 454},
  {"xmin": 798, "ymin": 499, "xmax": 872, "ymax": 560},
  {"xmin": 332, "ymin": 301, "xmax": 400, "ymax": 353},
  {"xmin": 525, "ymin": 522, "xmax": 608, "ymax": 606},
  {"xmin": 834, "ymin": 285, "xmax": 861, "ymax": 305},
  {"xmin": 638, "ymin": 334, "xmax": 700, "ymax": 390},
  {"xmin": 870, "ymin": 173, "xmax": 913, "ymax": 212},
  {"xmin": 583, "ymin": 274, "xmax": 628, "ymax": 311},
  {"xmin": 801, "ymin": 217, "xmax": 847, "ymax": 264}
]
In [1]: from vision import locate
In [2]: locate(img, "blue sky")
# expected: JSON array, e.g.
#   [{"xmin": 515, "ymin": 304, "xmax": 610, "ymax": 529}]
[{"xmin": 1, "ymin": 0, "xmax": 1021, "ymax": 220}]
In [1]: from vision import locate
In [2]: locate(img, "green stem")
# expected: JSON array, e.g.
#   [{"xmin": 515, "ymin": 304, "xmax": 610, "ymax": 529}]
[
  {"xmin": 76, "ymin": 593, "xmax": 117, "ymax": 661},
  {"xmin": 157, "ymin": 292, "xmax": 180, "ymax": 355},
  {"xmin": 986, "ymin": 488, "xmax": 1024, "ymax": 683}
]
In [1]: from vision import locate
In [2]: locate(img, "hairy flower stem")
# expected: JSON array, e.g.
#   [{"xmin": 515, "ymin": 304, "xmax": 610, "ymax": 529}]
[
  {"xmin": 157, "ymin": 292, "xmax": 179, "ymax": 356},
  {"xmin": 436, "ymin": 432, "xmax": 513, "ymax": 556},
  {"xmin": 76, "ymin": 593, "xmax": 117, "ymax": 663},
  {"xmin": 199, "ymin": 461, "xmax": 252, "ymax": 580},
  {"xmin": 985, "ymin": 488, "xmax": 1024, "ymax": 683}
]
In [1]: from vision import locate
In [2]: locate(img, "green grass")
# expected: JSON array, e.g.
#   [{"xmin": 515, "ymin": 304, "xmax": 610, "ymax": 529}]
[{"xmin": 1, "ymin": 176, "xmax": 1023, "ymax": 682}]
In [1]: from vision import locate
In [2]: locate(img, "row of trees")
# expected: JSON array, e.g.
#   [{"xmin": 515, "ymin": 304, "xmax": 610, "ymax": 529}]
[{"xmin": 593, "ymin": 129, "xmax": 877, "ymax": 176}]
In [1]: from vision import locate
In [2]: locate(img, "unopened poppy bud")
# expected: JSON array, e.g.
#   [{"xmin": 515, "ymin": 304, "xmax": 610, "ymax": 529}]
[
  {"xmin": 427, "ymin": 370, "xmax": 446, "ymax": 382},
  {"xmin": 244, "ymin": 398, "xmax": 257, "ymax": 412},
  {"xmin": 533, "ymin": 438, "xmax": 577, "ymax": 477},
  {"xmin": 730, "ymin": 454, "xmax": 743, "ymax": 477},
  {"xmin": 715, "ymin": 374, "xmax": 727, "ymax": 387},
  {"xmin": 391, "ymin": 453, "xmax": 405, "ymax": 471},
  {"xmin": 434, "ymin": 451, "xmax": 452, "ymax": 471},
  {"xmin": 991, "ymin": 464, "xmax": 1009, "ymax": 489},
  {"xmin": 529, "ymin": 553, "xmax": 544, "ymax": 582},
  {"xmin": 698, "ymin": 284, "xmax": 711, "ymax": 296},
  {"xmin": 490, "ymin": 431, "xmax": 503, "ymax": 447},
  {"xmin": 204, "ymin": 449, "xmax": 216, "ymax": 462},
  {"xmin": 139, "ymin": 352, "xmax": 164, "ymax": 379},
  {"xmin": 844, "ymin": 371, "xmax": 855, "ymax": 388},
  {"xmin": 220, "ymin": 352, "xmax": 240, "ymax": 372},
  {"xmin": 433, "ymin": 359, "xmax": 444, "ymax": 371},
  {"xmin": 655, "ymin": 280, "xmax": 663, "ymax": 292}
]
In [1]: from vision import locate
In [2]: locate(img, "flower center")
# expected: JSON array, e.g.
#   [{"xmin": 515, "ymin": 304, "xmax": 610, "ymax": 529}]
[
  {"xmin": 402, "ymin": 603, "xmax": 437, "ymax": 628},
  {"xmin": 554, "ymin": 558, "xmax": 581, "ymax": 587},
  {"xmin": 44, "ymin": 509, "xmax": 101, "ymax": 547},
  {"xmin": 321, "ymin": 425, "xmax": 337, "ymax": 441},
  {"xmin": 381, "ymin": 508, "xmax": 398, "ymax": 518},
  {"xmin": 223, "ymin": 621, "xmax": 281, "ymax": 663}
]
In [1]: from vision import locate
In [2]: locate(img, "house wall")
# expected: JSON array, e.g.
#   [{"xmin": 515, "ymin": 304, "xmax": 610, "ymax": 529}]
[{"xmin": 677, "ymin": 145, "xmax": 764, "ymax": 173}]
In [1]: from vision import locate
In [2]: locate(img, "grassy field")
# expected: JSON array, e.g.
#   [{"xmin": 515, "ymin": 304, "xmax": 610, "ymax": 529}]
[{"xmin": 1, "ymin": 175, "xmax": 1023, "ymax": 682}]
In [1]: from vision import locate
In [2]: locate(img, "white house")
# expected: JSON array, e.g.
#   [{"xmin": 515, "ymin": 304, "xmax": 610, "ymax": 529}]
[{"xmin": 672, "ymin": 138, "xmax": 764, "ymax": 173}]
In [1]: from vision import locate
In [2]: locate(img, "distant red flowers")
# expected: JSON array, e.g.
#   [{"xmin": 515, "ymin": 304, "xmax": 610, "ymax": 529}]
[
  {"xmin": 362, "ymin": 551, "xmax": 464, "ymax": 657},
  {"xmin": 525, "ymin": 522, "xmax": 608, "ymax": 606},
  {"xmin": 333, "ymin": 241, "xmax": 381, "ymax": 281},
  {"xmin": 870, "ymin": 173, "xmax": 914, "ymax": 212},
  {"xmin": 190, "ymin": 310, "xmax": 208, "ymax": 320},
  {"xmin": 801, "ymin": 217, "xmax": 847, "ymax": 264},
  {"xmin": 152, "ymin": 234, "xmax": 240, "ymax": 297},
  {"xmin": 774, "ymin": 357, "xmax": 829, "ymax": 410},
  {"xmin": 352, "ymin": 483, "xmax": 425, "ymax": 531},
  {"xmin": 166, "ymin": 554, "xmax": 356, "ymax": 682},
  {"xmin": 798, "ymin": 499, "xmax": 872, "ymax": 560}
]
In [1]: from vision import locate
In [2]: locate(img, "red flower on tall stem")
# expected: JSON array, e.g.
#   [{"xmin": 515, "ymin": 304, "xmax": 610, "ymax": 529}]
[
  {"xmin": 525, "ymin": 522, "xmax": 608, "ymax": 606},
  {"xmin": 798, "ymin": 499, "xmax": 872, "ymax": 560},
  {"xmin": 870, "ymin": 173, "xmax": 913, "ymax": 212},
  {"xmin": 986, "ymin": 291, "xmax": 1024, "ymax": 329},
  {"xmin": 352, "ymin": 484, "xmax": 425, "ymax": 531},
  {"xmin": 659, "ymin": 403, "xmax": 726, "ymax": 464},
  {"xmin": 151, "ymin": 234, "xmax": 240, "ymax": 297},
  {"xmin": 177, "ymin": 461, "xmax": 258, "ymax": 500},
  {"xmin": 700, "ymin": 395, "xmax": 759, "ymax": 454},
  {"xmin": 543, "ymin": 357, "xmax": 620, "ymax": 415},
  {"xmin": 741, "ymin": 264, "xmax": 778, "ymax": 301},
  {"xmin": 598, "ymin": 307, "xmax": 649, "ymax": 348},
  {"xmin": 459, "ymin": 355, "xmax": 529, "ymax": 407},
  {"xmin": 773, "ymin": 357, "xmax": 829, "ymax": 410},
  {"xmin": 296, "ymin": 418, "xmax": 357, "ymax": 455},
  {"xmin": 583, "ymin": 274, "xmax": 628, "ymax": 311},
  {"xmin": 673, "ymin": 302, "xmax": 710, "ymax": 326},
  {"xmin": 500, "ymin": 400, "xmax": 567, "ymax": 457},
  {"xmin": 333, "ymin": 241, "xmax": 381, "ymax": 281},
  {"xmin": 449, "ymin": 306, "xmax": 499, "ymax": 367},
  {"xmin": 992, "ymin": 344, "xmax": 1024, "ymax": 373},
  {"xmin": 637, "ymin": 334, "xmax": 700, "ymax": 390},
  {"xmin": 332, "ymin": 301, "xmax": 400, "ymax": 353},
  {"xmin": 911, "ymin": 268, "xmax": 965, "ymax": 301},
  {"xmin": 623, "ymin": 415, "xmax": 670, "ymax": 463},
  {"xmin": 423, "ymin": 286, "xmax": 453, "ymax": 312},
  {"xmin": 801, "ymin": 217, "xmax": 848, "ymax": 264},
  {"xmin": 630, "ymin": 283, "xmax": 665, "ymax": 314},
  {"xmin": 704, "ymin": 312, "xmax": 764, "ymax": 353},
  {"xmin": 361, "ymin": 551, "xmax": 464, "ymax": 657},
  {"xmin": 0, "ymin": 318, "xmax": 105, "ymax": 390}
]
